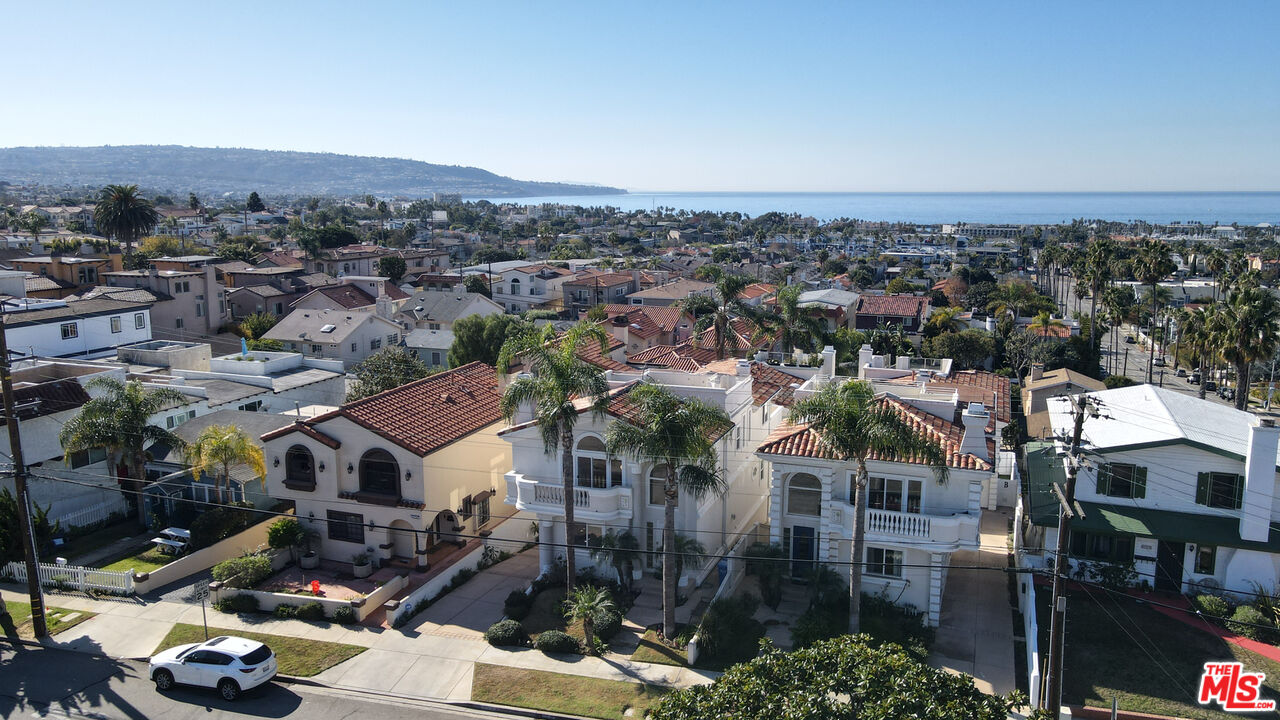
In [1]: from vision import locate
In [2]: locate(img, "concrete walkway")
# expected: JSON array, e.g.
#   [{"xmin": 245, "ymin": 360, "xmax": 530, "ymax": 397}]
[
  {"xmin": 929, "ymin": 508, "xmax": 1018, "ymax": 695},
  {"xmin": 2, "ymin": 551, "xmax": 714, "ymax": 706}
]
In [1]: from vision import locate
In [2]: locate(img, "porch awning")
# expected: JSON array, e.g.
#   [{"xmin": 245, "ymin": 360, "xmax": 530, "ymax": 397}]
[{"xmin": 1071, "ymin": 502, "xmax": 1280, "ymax": 553}]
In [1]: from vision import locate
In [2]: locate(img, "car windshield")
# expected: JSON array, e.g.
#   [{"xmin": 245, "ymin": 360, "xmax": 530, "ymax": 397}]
[
  {"xmin": 240, "ymin": 645, "xmax": 271, "ymax": 666},
  {"xmin": 175, "ymin": 645, "xmax": 199, "ymax": 659}
]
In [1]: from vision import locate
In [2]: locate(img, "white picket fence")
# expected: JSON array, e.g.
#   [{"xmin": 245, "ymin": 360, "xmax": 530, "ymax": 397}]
[
  {"xmin": 2, "ymin": 560, "xmax": 134, "ymax": 595},
  {"xmin": 52, "ymin": 496, "xmax": 130, "ymax": 530}
]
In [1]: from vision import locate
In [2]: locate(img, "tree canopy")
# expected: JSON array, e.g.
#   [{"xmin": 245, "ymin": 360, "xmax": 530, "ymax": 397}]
[
  {"xmin": 449, "ymin": 314, "xmax": 533, "ymax": 367},
  {"xmin": 347, "ymin": 347, "xmax": 436, "ymax": 401},
  {"xmin": 246, "ymin": 191, "xmax": 265, "ymax": 212},
  {"xmin": 376, "ymin": 255, "xmax": 407, "ymax": 283},
  {"xmin": 923, "ymin": 328, "xmax": 995, "ymax": 369}
]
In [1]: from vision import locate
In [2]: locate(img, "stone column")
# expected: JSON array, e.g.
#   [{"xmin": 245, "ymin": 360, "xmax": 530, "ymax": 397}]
[
  {"xmin": 927, "ymin": 552, "xmax": 946, "ymax": 627},
  {"xmin": 768, "ymin": 468, "xmax": 785, "ymax": 544},
  {"xmin": 817, "ymin": 469, "xmax": 835, "ymax": 562},
  {"xmin": 538, "ymin": 517, "xmax": 556, "ymax": 574}
]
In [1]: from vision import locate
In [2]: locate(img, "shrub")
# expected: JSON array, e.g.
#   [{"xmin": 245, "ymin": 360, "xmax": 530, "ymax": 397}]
[
  {"xmin": 697, "ymin": 595, "xmax": 765, "ymax": 664},
  {"xmin": 212, "ymin": 553, "xmax": 273, "ymax": 589},
  {"xmin": 331, "ymin": 605, "xmax": 356, "ymax": 625},
  {"xmin": 791, "ymin": 607, "xmax": 847, "ymax": 650},
  {"xmin": 189, "ymin": 502, "xmax": 257, "ymax": 549},
  {"xmin": 273, "ymin": 604, "xmax": 297, "ymax": 619},
  {"xmin": 504, "ymin": 590, "xmax": 532, "ymax": 620},
  {"xmin": 534, "ymin": 629, "xmax": 580, "ymax": 655},
  {"xmin": 267, "ymin": 518, "xmax": 305, "ymax": 558},
  {"xmin": 449, "ymin": 568, "xmax": 477, "ymax": 590},
  {"xmin": 593, "ymin": 609, "xmax": 622, "ymax": 641},
  {"xmin": 215, "ymin": 593, "xmax": 259, "ymax": 614},
  {"xmin": 295, "ymin": 601, "xmax": 326, "ymax": 621},
  {"xmin": 1229, "ymin": 605, "xmax": 1274, "ymax": 642},
  {"xmin": 485, "ymin": 619, "xmax": 527, "ymax": 647},
  {"xmin": 1193, "ymin": 593, "xmax": 1231, "ymax": 620}
]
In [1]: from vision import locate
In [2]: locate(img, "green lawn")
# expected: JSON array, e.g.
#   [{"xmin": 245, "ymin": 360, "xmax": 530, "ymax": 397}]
[
  {"xmin": 1, "ymin": 600, "xmax": 97, "ymax": 639},
  {"xmin": 631, "ymin": 628, "xmax": 687, "ymax": 666},
  {"xmin": 58, "ymin": 521, "xmax": 145, "ymax": 562},
  {"xmin": 153, "ymin": 623, "xmax": 365, "ymax": 677},
  {"xmin": 471, "ymin": 663, "xmax": 669, "ymax": 720},
  {"xmin": 98, "ymin": 548, "xmax": 172, "ymax": 574},
  {"xmin": 1039, "ymin": 589, "xmax": 1280, "ymax": 719}
]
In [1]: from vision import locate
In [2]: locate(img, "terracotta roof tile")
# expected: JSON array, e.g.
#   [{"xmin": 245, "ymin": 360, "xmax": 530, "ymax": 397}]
[
  {"xmin": 857, "ymin": 294, "xmax": 929, "ymax": 318},
  {"xmin": 750, "ymin": 363, "xmax": 803, "ymax": 407},
  {"xmin": 927, "ymin": 371, "xmax": 1011, "ymax": 427},
  {"xmin": 757, "ymin": 396, "xmax": 992, "ymax": 471},
  {"xmin": 740, "ymin": 282, "xmax": 777, "ymax": 300}
]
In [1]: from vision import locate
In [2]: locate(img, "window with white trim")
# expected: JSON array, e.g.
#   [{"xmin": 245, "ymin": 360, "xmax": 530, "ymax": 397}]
[
  {"xmin": 648, "ymin": 464, "xmax": 675, "ymax": 506},
  {"xmin": 866, "ymin": 547, "xmax": 903, "ymax": 577},
  {"xmin": 787, "ymin": 473, "xmax": 822, "ymax": 516},
  {"xmin": 575, "ymin": 435, "xmax": 622, "ymax": 489},
  {"xmin": 60, "ymin": 323, "xmax": 78, "ymax": 340},
  {"xmin": 110, "ymin": 316, "xmax": 122, "ymax": 333}
]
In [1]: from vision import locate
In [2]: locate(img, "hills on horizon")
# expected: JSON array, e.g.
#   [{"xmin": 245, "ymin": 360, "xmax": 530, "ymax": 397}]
[{"xmin": 0, "ymin": 145, "xmax": 625, "ymax": 199}]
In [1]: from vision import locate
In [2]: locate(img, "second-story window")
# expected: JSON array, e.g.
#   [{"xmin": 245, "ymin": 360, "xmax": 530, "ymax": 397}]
[
  {"xmin": 1196, "ymin": 472, "xmax": 1244, "ymax": 510},
  {"xmin": 110, "ymin": 316, "xmax": 122, "ymax": 333},
  {"xmin": 575, "ymin": 435, "xmax": 621, "ymax": 489},
  {"xmin": 359, "ymin": 448, "xmax": 400, "ymax": 498},
  {"xmin": 135, "ymin": 313, "xmax": 146, "ymax": 329},
  {"xmin": 1097, "ymin": 463, "xmax": 1147, "ymax": 499},
  {"xmin": 509, "ymin": 278, "xmax": 521, "ymax": 296},
  {"xmin": 648, "ymin": 464, "xmax": 675, "ymax": 506},
  {"xmin": 370, "ymin": 337, "xmax": 382, "ymax": 351},
  {"xmin": 60, "ymin": 322, "xmax": 78, "ymax": 340},
  {"xmin": 284, "ymin": 445, "xmax": 315, "ymax": 490},
  {"xmin": 866, "ymin": 477, "xmax": 922, "ymax": 513},
  {"xmin": 787, "ymin": 473, "xmax": 822, "ymax": 516}
]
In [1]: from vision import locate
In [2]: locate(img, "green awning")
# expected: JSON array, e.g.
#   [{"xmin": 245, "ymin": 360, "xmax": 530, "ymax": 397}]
[{"xmin": 1023, "ymin": 441, "xmax": 1066, "ymax": 526}]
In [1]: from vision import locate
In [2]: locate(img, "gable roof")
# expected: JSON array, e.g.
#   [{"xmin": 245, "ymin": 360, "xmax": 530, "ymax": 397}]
[
  {"xmin": 626, "ymin": 278, "xmax": 714, "ymax": 301},
  {"xmin": 296, "ymin": 283, "xmax": 376, "ymax": 310},
  {"xmin": 500, "ymin": 380, "xmax": 733, "ymax": 442},
  {"xmin": 400, "ymin": 290, "xmax": 500, "ymax": 325},
  {"xmin": 1024, "ymin": 368, "xmax": 1106, "ymax": 394},
  {"xmin": 262, "ymin": 308, "xmax": 398, "ymax": 344},
  {"xmin": 857, "ymin": 294, "xmax": 929, "ymax": 318},
  {"xmin": 592, "ymin": 304, "xmax": 686, "ymax": 339},
  {"xmin": 749, "ymin": 362, "xmax": 804, "ymax": 407},
  {"xmin": 757, "ymin": 396, "xmax": 992, "ymax": 471},
  {"xmin": 740, "ymin": 282, "xmax": 777, "ymax": 300},
  {"xmin": 263, "ymin": 362, "xmax": 502, "ymax": 457}
]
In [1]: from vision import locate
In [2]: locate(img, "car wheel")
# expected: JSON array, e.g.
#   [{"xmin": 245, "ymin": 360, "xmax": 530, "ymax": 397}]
[
  {"xmin": 153, "ymin": 669, "xmax": 174, "ymax": 691},
  {"xmin": 218, "ymin": 678, "xmax": 241, "ymax": 701}
]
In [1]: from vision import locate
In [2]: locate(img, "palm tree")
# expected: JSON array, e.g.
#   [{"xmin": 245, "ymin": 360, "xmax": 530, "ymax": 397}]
[
  {"xmin": 678, "ymin": 273, "xmax": 758, "ymax": 360},
  {"xmin": 787, "ymin": 380, "xmax": 947, "ymax": 633},
  {"xmin": 563, "ymin": 585, "xmax": 614, "ymax": 655},
  {"xmin": 1180, "ymin": 306, "xmax": 1212, "ymax": 398},
  {"xmin": 1205, "ymin": 248, "xmax": 1227, "ymax": 302},
  {"xmin": 15, "ymin": 211, "xmax": 48, "ymax": 247},
  {"xmin": 1133, "ymin": 239, "xmax": 1176, "ymax": 383},
  {"xmin": 1085, "ymin": 236, "xmax": 1116, "ymax": 348},
  {"xmin": 498, "ymin": 322, "xmax": 611, "ymax": 592},
  {"xmin": 185, "ymin": 425, "xmax": 267, "ymax": 504},
  {"xmin": 93, "ymin": 184, "xmax": 159, "ymax": 262},
  {"xmin": 59, "ymin": 378, "xmax": 188, "ymax": 525},
  {"xmin": 769, "ymin": 284, "xmax": 826, "ymax": 358},
  {"xmin": 605, "ymin": 383, "xmax": 729, "ymax": 639},
  {"xmin": 588, "ymin": 530, "xmax": 642, "ymax": 590},
  {"xmin": 987, "ymin": 280, "xmax": 1044, "ymax": 321},
  {"xmin": 1028, "ymin": 310, "xmax": 1067, "ymax": 338},
  {"xmin": 925, "ymin": 306, "xmax": 967, "ymax": 336},
  {"xmin": 1217, "ymin": 287, "xmax": 1280, "ymax": 410}
]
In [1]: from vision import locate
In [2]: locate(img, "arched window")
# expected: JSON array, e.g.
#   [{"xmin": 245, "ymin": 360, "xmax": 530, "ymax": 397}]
[
  {"xmin": 284, "ymin": 445, "xmax": 315, "ymax": 489},
  {"xmin": 787, "ymin": 473, "xmax": 822, "ymax": 517},
  {"xmin": 648, "ymin": 464, "xmax": 676, "ymax": 507},
  {"xmin": 509, "ymin": 278, "xmax": 521, "ymax": 296},
  {"xmin": 359, "ymin": 449, "xmax": 400, "ymax": 498},
  {"xmin": 575, "ymin": 435, "xmax": 622, "ymax": 489}
]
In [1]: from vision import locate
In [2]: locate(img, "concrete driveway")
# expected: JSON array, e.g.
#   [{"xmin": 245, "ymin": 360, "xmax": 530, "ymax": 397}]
[{"xmin": 400, "ymin": 550, "xmax": 540, "ymax": 639}]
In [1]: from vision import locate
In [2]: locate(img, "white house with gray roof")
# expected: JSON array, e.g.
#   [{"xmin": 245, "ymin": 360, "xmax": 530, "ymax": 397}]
[{"xmin": 263, "ymin": 308, "xmax": 403, "ymax": 369}]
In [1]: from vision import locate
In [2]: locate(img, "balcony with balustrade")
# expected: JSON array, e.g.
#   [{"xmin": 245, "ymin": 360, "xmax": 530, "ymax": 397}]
[
  {"xmin": 835, "ymin": 505, "xmax": 979, "ymax": 550},
  {"xmin": 504, "ymin": 471, "xmax": 633, "ymax": 522}
]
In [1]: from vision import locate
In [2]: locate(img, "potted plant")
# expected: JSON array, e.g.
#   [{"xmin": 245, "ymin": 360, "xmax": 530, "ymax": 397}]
[
  {"xmin": 299, "ymin": 529, "xmax": 322, "ymax": 570},
  {"xmin": 351, "ymin": 552, "xmax": 372, "ymax": 578}
]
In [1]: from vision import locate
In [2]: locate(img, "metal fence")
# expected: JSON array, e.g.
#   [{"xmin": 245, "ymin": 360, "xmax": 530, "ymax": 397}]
[{"xmin": 2, "ymin": 560, "xmax": 134, "ymax": 595}]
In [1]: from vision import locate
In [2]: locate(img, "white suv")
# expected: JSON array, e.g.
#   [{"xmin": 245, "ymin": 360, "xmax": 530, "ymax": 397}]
[{"xmin": 149, "ymin": 636, "xmax": 277, "ymax": 700}]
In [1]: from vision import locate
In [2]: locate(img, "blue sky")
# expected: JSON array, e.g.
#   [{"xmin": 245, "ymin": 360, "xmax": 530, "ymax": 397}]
[{"xmin": 6, "ymin": 1, "xmax": 1277, "ymax": 192}]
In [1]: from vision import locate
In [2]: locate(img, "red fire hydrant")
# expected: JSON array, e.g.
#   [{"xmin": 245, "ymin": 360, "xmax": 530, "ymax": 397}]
[{"xmin": 311, "ymin": 580, "xmax": 321, "ymax": 596}]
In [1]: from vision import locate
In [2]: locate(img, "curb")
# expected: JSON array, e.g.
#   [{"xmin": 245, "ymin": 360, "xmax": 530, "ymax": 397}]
[{"xmin": 273, "ymin": 677, "xmax": 590, "ymax": 720}]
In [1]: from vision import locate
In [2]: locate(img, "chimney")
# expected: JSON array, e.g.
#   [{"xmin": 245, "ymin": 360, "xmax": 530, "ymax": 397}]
[
  {"xmin": 108, "ymin": 245, "xmax": 123, "ymax": 273},
  {"xmin": 1240, "ymin": 416, "xmax": 1280, "ymax": 542},
  {"xmin": 1030, "ymin": 363, "xmax": 1045, "ymax": 383},
  {"xmin": 959, "ymin": 402, "xmax": 990, "ymax": 460},
  {"xmin": 374, "ymin": 294, "xmax": 394, "ymax": 320},
  {"xmin": 511, "ymin": 372, "xmax": 536, "ymax": 424},
  {"xmin": 632, "ymin": 269, "xmax": 641, "ymax": 288},
  {"xmin": 737, "ymin": 358, "xmax": 751, "ymax": 377},
  {"xmin": 820, "ymin": 345, "xmax": 836, "ymax": 378},
  {"xmin": 857, "ymin": 344, "xmax": 874, "ymax": 379}
]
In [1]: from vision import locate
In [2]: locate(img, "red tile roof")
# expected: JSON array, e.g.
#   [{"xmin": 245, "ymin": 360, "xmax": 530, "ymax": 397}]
[
  {"xmin": 263, "ymin": 362, "xmax": 501, "ymax": 456},
  {"xmin": 260, "ymin": 420, "xmax": 342, "ymax": 449},
  {"xmin": 757, "ymin": 396, "xmax": 992, "ymax": 471},
  {"xmin": 927, "ymin": 370, "xmax": 1011, "ymax": 428},
  {"xmin": 750, "ymin": 363, "xmax": 803, "ymax": 407},
  {"xmin": 566, "ymin": 271, "xmax": 634, "ymax": 287},
  {"xmin": 740, "ymin": 282, "xmax": 777, "ymax": 300},
  {"xmin": 856, "ymin": 294, "xmax": 929, "ymax": 318},
  {"xmin": 591, "ymin": 304, "xmax": 686, "ymax": 339}
]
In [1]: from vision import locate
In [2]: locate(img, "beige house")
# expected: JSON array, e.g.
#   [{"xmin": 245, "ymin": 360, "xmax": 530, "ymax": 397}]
[
  {"xmin": 260, "ymin": 362, "xmax": 515, "ymax": 570},
  {"xmin": 101, "ymin": 266, "xmax": 229, "ymax": 337},
  {"xmin": 262, "ymin": 307, "xmax": 402, "ymax": 368},
  {"xmin": 1021, "ymin": 364, "xmax": 1105, "ymax": 439}
]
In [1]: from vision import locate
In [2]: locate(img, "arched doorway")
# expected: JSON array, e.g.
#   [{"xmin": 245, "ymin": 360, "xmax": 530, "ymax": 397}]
[
  {"xmin": 431, "ymin": 509, "xmax": 462, "ymax": 547},
  {"xmin": 388, "ymin": 519, "xmax": 416, "ymax": 560}
]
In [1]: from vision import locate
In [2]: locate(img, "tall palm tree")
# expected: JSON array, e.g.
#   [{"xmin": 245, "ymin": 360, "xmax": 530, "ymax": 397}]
[
  {"xmin": 1133, "ymin": 239, "xmax": 1176, "ymax": 383},
  {"xmin": 185, "ymin": 425, "xmax": 267, "ymax": 504},
  {"xmin": 1217, "ymin": 287, "xmax": 1280, "ymax": 411},
  {"xmin": 678, "ymin": 273, "xmax": 757, "ymax": 360},
  {"xmin": 787, "ymin": 380, "xmax": 947, "ymax": 633},
  {"xmin": 987, "ymin": 280, "xmax": 1044, "ymax": 322},
  {"xmin": 769, "ymin": 284, "xmax": 826, "ymax": 357},
  {"xmin": 605, "ymin": 383, "xmax": 729, "ymax": 639},
  {"xmin": 498, "ymin": 322, "xmax": 611, "ymax": 592},
  {"xmin": 1085, "ymin": 236, "xmax": 1116, "ymax": 348},
  {"xmin": 1205, "ymin": 248, "xmax": 1228, "ymax": 302},
  {"xmin": 1180, "ymin": 306, "xmax": 1213, "ymax": 398},
  {"xmin": 93, "ymin": 184, "xmax": 159, "ymax": 262},
  {"xmin": 59, "ymin": 378, "xmax": 188, "ymax": 525}
]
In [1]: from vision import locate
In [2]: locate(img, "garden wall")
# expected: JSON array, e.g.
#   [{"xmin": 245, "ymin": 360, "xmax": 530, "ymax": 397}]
[
  {"xmin": 385, "ymin": 540, "xmax": 487, "ymax": 627},
  {"xmin": 210, "ymin": 573, "xmax": 405, "ymax": 622},
  {"xmin": 1017, "ymin": 570, "xmax": 1042, "ymax": 708},
  {"xmin": 133, "ymin": 512, "xmax": 289, "ymax": 595}
]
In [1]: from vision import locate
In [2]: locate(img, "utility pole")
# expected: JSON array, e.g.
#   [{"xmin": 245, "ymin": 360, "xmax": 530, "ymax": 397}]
[
  {"xmin": 1123, "ymin": 347, "xmax": 1129, "ymax": 378},
  {"xmin": 1043, "ymin": 394, "xmax": 1092, "ymax": 714},
  {"xmin": 0, "ymin": 314, "xmax": 47, "ymax": 637}
]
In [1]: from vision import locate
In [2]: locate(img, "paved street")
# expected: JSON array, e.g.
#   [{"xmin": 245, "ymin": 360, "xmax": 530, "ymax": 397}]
[{"xmin": 1, "ymin": 644, "xmax": 513, "ymax": 720}]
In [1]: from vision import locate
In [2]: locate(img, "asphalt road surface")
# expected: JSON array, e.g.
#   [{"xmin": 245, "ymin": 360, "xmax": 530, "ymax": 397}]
[{"xmin": 1, "ymin": 644, "xmax": 512, "ymax": 720}]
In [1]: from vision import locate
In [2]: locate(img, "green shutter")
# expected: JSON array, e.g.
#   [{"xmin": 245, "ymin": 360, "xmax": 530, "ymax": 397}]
[
  {"xmin": 1132, "ymin": 467, "xmax": 1147, "ymax": 499},
  {"xmin": 1196, "ymin": 472, "xmax": 1210, "ymax": 505},
  {"xmin": 1097, "ymin": 465, "xmax": 1111, "ymax": 496},
  {"xmin": 1234, "ymin": 474, "xmax": 1245, "ymax": 510}
]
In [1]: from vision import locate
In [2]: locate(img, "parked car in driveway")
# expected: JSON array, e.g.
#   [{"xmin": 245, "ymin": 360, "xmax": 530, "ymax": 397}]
[
  {"xmin": 1125, "ymin": 335, "xmax": 1136, "ymax": 344},
  {"xmin": 149, "ymin": 636, "xmax": 276, "ymax": 701}
]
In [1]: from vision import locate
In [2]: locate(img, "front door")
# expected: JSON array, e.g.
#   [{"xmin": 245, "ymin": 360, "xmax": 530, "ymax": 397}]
[
  {"xmin": 791, "ymin": 525, "xmax": 816, "ymax": 580},
  {"xmin": 1155, "ymin": 541, "xmax": 1185, "ymax": 593}
]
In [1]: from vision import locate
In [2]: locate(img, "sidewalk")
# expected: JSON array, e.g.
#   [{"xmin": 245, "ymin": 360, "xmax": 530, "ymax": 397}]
[{"xmin": 1, "ymin": 582, "xmax": 716, "ymax": 703}]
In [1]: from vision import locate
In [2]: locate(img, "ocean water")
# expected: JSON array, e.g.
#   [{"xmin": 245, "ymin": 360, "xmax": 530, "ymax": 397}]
[{"xmin": 478, "ymin": 191, "xmax": 1279, "ymax": 225}]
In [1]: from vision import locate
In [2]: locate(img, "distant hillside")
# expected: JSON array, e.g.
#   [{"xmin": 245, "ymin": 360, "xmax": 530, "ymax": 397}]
[{"xmin": 0, "ymin": 145, "xmax": 624, "ymax": 199}]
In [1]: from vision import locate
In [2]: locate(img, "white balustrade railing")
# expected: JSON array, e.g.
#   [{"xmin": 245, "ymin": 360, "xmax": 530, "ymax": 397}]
[
  {"xmin": 506, "ymin": 473, "xmax": 632, "ymax": 517},
  {"xmin": 866, "ymin": 508, "xmax": 932, "ymax": 538}
]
